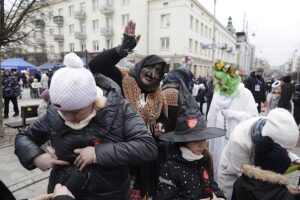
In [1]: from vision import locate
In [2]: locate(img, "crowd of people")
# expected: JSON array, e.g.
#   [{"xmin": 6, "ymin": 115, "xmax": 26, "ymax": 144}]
[{"xmin": 1, "ymin": 20, "xmax": 300, "ymax": 200}]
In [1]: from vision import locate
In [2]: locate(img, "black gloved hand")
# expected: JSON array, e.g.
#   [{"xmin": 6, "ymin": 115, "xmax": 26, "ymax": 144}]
[{"xmin": 116, "ymin": 34, "xmax": 138, "ymax": 57}]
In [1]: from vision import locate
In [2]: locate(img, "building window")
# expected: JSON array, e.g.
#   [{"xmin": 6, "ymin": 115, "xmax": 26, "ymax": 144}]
[
  {"xmin": 161, "ymin": 14, "xmax": 170, "ymax": 27},
  {"xmin": 195, "ymin": 41, "xmax": 198, "ymax": 53},
  {"xmin": 58, "ymin": 27, "xmax": 63, "ymax": 34},
  {"xmin": 209, "ymin": 28, "xmax": 212, "ymax": 39},
  {"xmin": 106, "ymin": 39, "xmax": 113, "ymax": 49},
  {"xmin": 49, "ymin": 28, "xmax": 53, "ymax": 38},
  {"xmin": 122, "ymin": 0, "xmax": 129, "ymax": 5},
  {"xmin": 163, "ymin": 2, "xmax": 168, "ymax": 6},
  {"xmin": 58, "ymin": 8, "xmax": 63, "ymax": 16},
  {"xmin": 195, "ymin": 19, "xmax": 199, "ymax": 32},
  {"xmin": 80, "ymin": 2, "xmax": 86, "ymax": 12},
  {"xmin": 80, "ymin": 23, "xmax": 86, "ymax": 33},
  {"xmin": 205, "ymin": 26, "xmax": 208, "ymax": 37},
  {"xmin": 92, "ymin": 0, "xmax": 99, "ymax": 11},
  {"xmin": 69, "ymin": 43, "xmax": 74, "ymax": 52},
  {"xmin": 81, "ymin": 43, "xmax": 86, "ymax": 51},
  {"xmin": 189, "ymin": 38, "xmax": 193, "ymax": 52},
  {"xmin": 201, "ymin": 23, "xmax": 204, "ymax": 36},
  {"xmin": 48, "ymin": 11, "xmax": 53, "ymax": 20},
  {"xmin": 107, "ymin": 0, "xmax": 113, "ymax": 6},
  {"xmin": 49, "ymin": 46, "xmax": 54, "ymax": 53},
  {"xmin": 69, "ymin": 24, "xmax": 74, "ymax": 34},
  {"xmin": 92, "ymin": 20, "xmax": 99, "ymax": 31},
  {"xmin": 93, "ymin": 40, "xmax": 99, "ymax": 51},
  {"xmin": 199, "ymin": 43, "xmax": 202, "ymax": 55},
  {"xmin": 160, "ymin": 37, "xmax": 170, "ymax": 50},
  {"xmin": 68, "ymin": 5, "xmax": 74, "ymax": 16},
  {"xmin": 122, "ymin": 14, "xmax": 129, "ymax": 26},
  {"xmin": 190, "ymin": 15, "xmax": 193, "ymax": 29}
]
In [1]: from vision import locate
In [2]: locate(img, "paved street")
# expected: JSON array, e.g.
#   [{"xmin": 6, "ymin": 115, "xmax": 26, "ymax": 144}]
[{"xmin": 0, "ymin": 88, "xmax": 300, "ymax": 199}]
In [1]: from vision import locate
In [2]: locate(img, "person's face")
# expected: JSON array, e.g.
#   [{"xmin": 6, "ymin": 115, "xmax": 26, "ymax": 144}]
[
  {"xmin": 256, "ymin": 72, "xmax": 263, "ymax": 77},
  {"xmin": 186, "ymin": 140, "xmax": 207, "ymax": 155},
  {"xmin": 139, "ymin": 64, "xmax": 163, "ymax": 87},
  {"xmin": 60, "ymin": 104, "xmax": 93, "ymax": 123}
]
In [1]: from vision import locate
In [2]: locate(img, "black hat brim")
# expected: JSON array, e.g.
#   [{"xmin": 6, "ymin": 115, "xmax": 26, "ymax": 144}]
[{"xmin": 159, "ymin": 127, "xmax": 225, "ymax": 143}]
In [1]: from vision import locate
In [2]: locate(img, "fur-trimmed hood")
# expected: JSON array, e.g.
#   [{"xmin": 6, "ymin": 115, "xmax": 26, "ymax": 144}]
[{"xmin": 241, "ymin": 164, "xmax": 288, "ymax": 185}]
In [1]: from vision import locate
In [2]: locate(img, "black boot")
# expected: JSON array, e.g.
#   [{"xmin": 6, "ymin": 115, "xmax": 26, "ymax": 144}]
[
  {"xmin": 13, "ymin": 113, "xmax": 19, "ymax": 117},
  {"xmin": 4, "ymin": 115, "xmax": 8, "ymax": 119}
]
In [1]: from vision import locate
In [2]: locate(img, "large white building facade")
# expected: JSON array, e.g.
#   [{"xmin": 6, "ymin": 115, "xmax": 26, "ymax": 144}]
[{"xmin": 28, "ymin": 0, "xmax": 240, "ymax": 77}]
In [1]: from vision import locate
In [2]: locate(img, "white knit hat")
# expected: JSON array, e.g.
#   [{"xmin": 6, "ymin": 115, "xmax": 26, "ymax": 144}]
[
  {"xmin": 262, "ymin": 108, "xmax": 299, "ymax": 149},
  {"xmin": 49, "ymin": 53, "xmax": 97, "ymax": 111}
]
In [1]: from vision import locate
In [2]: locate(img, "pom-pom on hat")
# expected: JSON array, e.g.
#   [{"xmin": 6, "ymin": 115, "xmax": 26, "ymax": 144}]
[
  {"xmin": 254, "ymin": 136, "xmax": 291, "ymax": 174},
  {"xmin": 49, "ymin": 53, "xmax": 97, "ymax": 111},
  {"xmin": 262, "ymin": 108, "xmax": 299, "ymax": 149}
]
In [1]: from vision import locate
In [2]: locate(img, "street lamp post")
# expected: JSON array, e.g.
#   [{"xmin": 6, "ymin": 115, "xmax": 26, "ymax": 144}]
[{"xmin": 211, "ymin": 0, "xmax": 217, "ymax": 73}]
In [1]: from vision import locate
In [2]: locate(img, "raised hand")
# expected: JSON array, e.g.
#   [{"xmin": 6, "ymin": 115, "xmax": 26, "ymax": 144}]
[
  {"xmin": 124, "ymin": 20, "xmax": 141, "ymax": 43},
  {"xmin": 116, "ymin": 20, "xmax": 141, "ymax": 56},
  {"xmin": 33, "ymin": 153, "xmax": 69, "ymax": 171}
]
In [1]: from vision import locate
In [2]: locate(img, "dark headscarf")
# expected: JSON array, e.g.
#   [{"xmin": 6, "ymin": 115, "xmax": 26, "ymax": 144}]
[
  {"xmin": 163, "ymin": 67, "xmax": 194, "ymax": 93},
  {"xmin": 129, "ymin": 55, "xmax": 166, "ymax": 92}
]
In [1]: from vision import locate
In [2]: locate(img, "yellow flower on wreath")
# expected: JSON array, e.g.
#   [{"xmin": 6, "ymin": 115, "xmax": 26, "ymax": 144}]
[
  {"xmin": 228, "ymin": 66, "xmax": 236, "ymax": 77},
  {"xmin": 215, "ymin": 60, "xmax": 225, "ymax": 70}
]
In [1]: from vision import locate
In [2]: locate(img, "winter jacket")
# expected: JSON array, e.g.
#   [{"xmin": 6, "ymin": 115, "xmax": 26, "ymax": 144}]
[
  {"xmin": 40, "ymin": 74, "xmax": 49, "ymax": 89},
  {"xmin": 278, "ymin": 82, "xmax": 294, "ymax": 111},
  {"xmin": 207, "ymin": 83, "xmax": 258, "ymax": 180},
  {"xmin": 196, "ymin": 88, "xmax": 206, "ymax": 103},
  {"xmin": 248, "ymin": 76, "xmax": 266, "ymax": 103},
  {"xmin": 232, "ymin": 165, "xmax": 295, "ymax": 200},
  {"xmin": 156, "ymin": 147, "xmax": 225, "ymax": 200},
  {"xmin": 15, "ymin": 74, "xmax": 158, "ymax": 200},
  {"xmin": 293, "ymin": 84, "xmax": 300, "ymax": 124},
  {"xmin": 218, "ymin": 117, "xmax": 300, "ymax": 200},
  {"xmin": 2, "ymin": 71, "xmax": 21, "ymax": 98}
]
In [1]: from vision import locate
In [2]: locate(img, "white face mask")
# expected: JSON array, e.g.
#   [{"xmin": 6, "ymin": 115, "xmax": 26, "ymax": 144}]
[{"xmin": 58, "ymin": 109, "xmax": 96, "ymax": 130}]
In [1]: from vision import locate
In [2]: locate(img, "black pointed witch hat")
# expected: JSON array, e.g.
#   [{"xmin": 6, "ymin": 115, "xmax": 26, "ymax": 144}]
[{"xmin": 159, "ymin": 81, "xmax": 225, "ymax": 142}]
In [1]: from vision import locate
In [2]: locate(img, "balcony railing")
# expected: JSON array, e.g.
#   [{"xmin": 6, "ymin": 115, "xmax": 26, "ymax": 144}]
[
  {"xmin": 75, "ymin": 11, "xmax": 86, "ymax": 20},
  {"xmin": 75, "ymin": 32, "xmax": 86, "ymax": 40},
  {"xmin": 100, "ymin": 5, "xmax": 114, "ymax": 14},
  {"xmin": 34, "ymin": 19, "xmax": 45, "ymax": 29},
  {"xmin": 48, "ymin": 53, "xmax": 61, "ymax": 61},
  {"xmin": 53, "ymin": 16, "xmax": 64, "ymax": 25},
  {"xmin": 101, "ymin": 26, "xmax": 114, "ymax": 37},
  {"xmin": 53, "ymin": 34, "xmax": 64, "ymax": 42}
]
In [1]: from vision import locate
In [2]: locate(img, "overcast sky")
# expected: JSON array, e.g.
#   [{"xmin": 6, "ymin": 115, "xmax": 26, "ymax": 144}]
[{"xmin": 197, "ymin": 0, "xmax": 300, "ymax": 67}]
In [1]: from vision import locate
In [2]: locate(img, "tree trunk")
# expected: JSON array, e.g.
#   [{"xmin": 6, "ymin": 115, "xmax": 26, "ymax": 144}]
[
  {"xmin": 0, "ymin": 0, "xmax": 5, "ymax": 137},
  {"xmin": 0, "ymin": 46, "xmax": 4, "ymax": 137}
]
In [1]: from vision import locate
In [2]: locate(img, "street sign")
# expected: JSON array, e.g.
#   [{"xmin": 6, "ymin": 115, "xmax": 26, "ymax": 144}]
[{"xmin": 201, "ymin": 44, "xmax": 216, "ymax": 49}]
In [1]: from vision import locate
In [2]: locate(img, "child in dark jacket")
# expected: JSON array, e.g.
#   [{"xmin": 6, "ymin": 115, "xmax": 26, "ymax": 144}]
[
  {"xmin": 232, "ymin": 136, "xmax": 296, "ymax": 200},
  {"xmin": 156, "ymin": 84, "xmax": 225, "ymax": 200}
]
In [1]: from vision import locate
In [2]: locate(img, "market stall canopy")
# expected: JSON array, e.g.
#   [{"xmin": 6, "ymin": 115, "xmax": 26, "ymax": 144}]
[{"xmin": 1, "ymin": 58, "xmax": 39, "ymax": 72}]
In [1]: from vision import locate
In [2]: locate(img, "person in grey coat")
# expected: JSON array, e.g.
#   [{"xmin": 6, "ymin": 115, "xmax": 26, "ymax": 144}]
[{"xmin": 14, "ymin": 53, "xmax": 158, "ymax": 200}]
